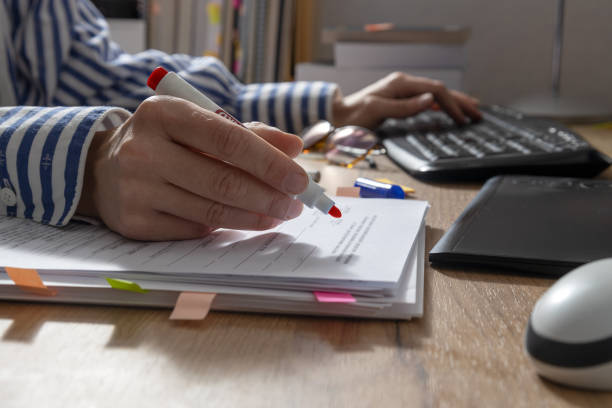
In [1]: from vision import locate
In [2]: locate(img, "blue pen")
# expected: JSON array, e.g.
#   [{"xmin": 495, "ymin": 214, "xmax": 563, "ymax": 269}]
[{"xmin": 353, "ymin": 177, "xmax": 405, "ymax": 199}]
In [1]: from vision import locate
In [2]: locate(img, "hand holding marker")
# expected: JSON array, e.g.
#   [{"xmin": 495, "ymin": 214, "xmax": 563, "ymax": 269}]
[{"xmin": 147, "ymin": 67, "xmax": 341, "ymax": 218}]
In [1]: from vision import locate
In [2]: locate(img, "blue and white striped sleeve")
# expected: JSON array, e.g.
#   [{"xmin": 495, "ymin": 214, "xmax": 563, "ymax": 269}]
[
  {"xmin": 0, "ymin": 106, "xmax": 130, "ymax": 226},
  {"xmin": 8, "ymin": 0, "xmax": 338, "ymax": 134},
  {"xmin": 46, "ymin": 0, "xmax": 338, "ymax": 134},
  {"xmin": 236, "ymin": 81, "xmax": 338, "ymax": 135}
]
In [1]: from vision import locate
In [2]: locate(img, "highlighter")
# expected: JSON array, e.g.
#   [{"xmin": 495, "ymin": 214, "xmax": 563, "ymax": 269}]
[
  {"xmin": 354, "ymin": 177, "xmax": 405, "ymax": 199},
  {"xmin": 147, "ymin": 67, "xmax": 341, "ymax": 218}
]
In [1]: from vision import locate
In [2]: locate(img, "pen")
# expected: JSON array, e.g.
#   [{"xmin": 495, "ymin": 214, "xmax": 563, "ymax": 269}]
[
  {"xmin": 354, "ymin": 177, "xmax": 405, "ymax": 199},
  {"xmin": 147, "ymin": 67, "xmax": 341, "ymax": 218}
]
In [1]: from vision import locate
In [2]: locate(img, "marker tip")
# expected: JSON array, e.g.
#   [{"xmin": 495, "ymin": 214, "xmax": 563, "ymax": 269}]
[{"xmin": 328, "ymin": 206, "xmax": 342, "ymax": 218}]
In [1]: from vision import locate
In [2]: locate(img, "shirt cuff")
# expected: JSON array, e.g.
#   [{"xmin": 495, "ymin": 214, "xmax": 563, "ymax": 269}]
[
  {"xmin": 0, "ymin": 106, "xmax": 130, "ymax": 226},
  {"xmin": 236, "ymin": 81, "xmax": 338, "ymax": 134}
]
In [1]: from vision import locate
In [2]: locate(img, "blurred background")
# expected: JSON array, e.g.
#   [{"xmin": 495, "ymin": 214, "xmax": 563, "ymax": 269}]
[{"xmin": 92, "ymin": 0, "xmax": 612, "ymax": 114}]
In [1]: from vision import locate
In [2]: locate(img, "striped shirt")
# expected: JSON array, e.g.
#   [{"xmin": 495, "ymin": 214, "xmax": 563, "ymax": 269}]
[{"xmin": 0, "ymin": 0, "xmax": 337, "ymax": 227}]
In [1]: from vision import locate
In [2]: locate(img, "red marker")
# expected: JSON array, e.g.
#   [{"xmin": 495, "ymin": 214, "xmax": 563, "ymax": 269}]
[{"xmin": 147, "ymin": 67, "xmax": 341, "ymax": 218}]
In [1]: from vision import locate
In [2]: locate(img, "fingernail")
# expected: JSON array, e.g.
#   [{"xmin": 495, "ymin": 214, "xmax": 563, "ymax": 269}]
[
  {"xmin": 419, "ymin": 93, "xmax": 434, "ymax": 106},
  {"xmin": 285, "ymin": 199, "xmax": 303, "ymax": 219},
  {"xmin": 283, "ymin": 171, "xmax": 308, "ymax": 194}
]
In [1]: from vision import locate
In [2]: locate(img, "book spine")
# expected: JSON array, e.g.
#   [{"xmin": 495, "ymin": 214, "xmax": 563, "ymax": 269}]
[
  {"xmin": 219, "ymin": 0, "xmax": 234, "ymax": 68},
  {"xmin": 252, "ymin": 0, "xmax": 267, "ymax": 82},
  {"xmin": 148, "ymin": 0, "xmax": 176, "ymax": 53},
  {"xmin": 236, "ymin": 0, "xmax": 252, "ymax": 81},
  {"xmin": 262, "ymin": 0, "xmax": 281, "ymax": 82},
  {"xmin": 244, "ymin": 0, "xmax": 257, "ymax": 83},
  {"xmin": 174, "ymin": 0, "xmax": 194, "ymax": 54},
  {"xmin": 278, "ymin": 0, "xmax": 295, "ymax": 81},
  {"xmin": 293, "ymin": 0, "xmax": 316, "ymax": 65},
  {"xmin": 203, "ymin": 1, "xmax": 223, "ymax": 58},
  {"xmin": 230, "ymin": 0, "xmax": 241, "ymax": 75}
]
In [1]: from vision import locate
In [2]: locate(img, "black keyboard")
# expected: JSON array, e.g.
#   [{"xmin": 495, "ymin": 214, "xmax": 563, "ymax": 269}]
[{"xmin": 378, "ymin": 105, "xmax": 611, "ymax": 181}]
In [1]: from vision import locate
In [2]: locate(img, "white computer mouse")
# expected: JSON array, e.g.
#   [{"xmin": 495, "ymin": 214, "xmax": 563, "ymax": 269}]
[{"xmin": 525, "ymin": 257, "xmax": 612, "ymax": 390}]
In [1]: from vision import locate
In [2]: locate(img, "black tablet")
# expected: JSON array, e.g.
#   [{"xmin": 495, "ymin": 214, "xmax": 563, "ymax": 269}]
[{"xmin": 429, "ymin": 175, "xmax": 612, "ymax": 275}]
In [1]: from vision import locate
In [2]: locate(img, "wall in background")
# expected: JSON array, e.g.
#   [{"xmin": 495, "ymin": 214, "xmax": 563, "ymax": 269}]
[
  {"xmin": 91, "ymin": 0, "xmax": 146, "ymax": 54},
  {"xmin": 312, "ymin": 0, "xmax": 612, "ymax": 107},
  {"xmin": 107, "ymin": 19, "xmax": 146, "ymax": 54}
]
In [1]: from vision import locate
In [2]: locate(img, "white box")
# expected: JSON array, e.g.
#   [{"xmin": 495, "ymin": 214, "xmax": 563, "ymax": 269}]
[
  {"xmin": 334, "ymin": 42, "xmax": 465, "ymax": 69},
  {"xmin": 296, "ymin": 63, "xmax": 464, "ymax": 94}
]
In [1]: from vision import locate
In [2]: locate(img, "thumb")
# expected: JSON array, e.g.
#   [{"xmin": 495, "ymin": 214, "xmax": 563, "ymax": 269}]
[{"xmin": 372, "ymin": 92, "xmax": 434, "ymax": 119}]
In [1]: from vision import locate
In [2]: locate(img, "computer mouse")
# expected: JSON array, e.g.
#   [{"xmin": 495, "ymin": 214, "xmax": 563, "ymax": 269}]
[{"xmin": 525, "ymin": 257, "xmax": 612, "ymax": 390}]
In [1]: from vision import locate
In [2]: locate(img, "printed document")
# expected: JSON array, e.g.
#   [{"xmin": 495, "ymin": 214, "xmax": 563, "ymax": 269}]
[{"xmin": 0, "ymin": 198, "xmax": 428, "ymax": 288}]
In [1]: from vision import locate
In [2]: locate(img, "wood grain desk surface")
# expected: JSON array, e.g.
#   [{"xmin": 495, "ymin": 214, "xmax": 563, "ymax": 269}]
[{"xmin": 1, "ymin": 126, "xmax": 611, "ymax": 407}]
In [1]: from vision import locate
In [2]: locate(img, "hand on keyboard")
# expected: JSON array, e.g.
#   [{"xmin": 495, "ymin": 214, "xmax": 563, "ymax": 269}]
[{"xmin": 331, "ymin": 71, "xmax": 482, "ymax": 130}]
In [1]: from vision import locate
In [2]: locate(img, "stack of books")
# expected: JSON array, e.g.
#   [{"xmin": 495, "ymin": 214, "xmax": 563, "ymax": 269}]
[
  {"xmin": 148, "ymin": 0, "xmax": 223, "ymax": 58},
  {"xmin": 222, "ymin": 0, "xmax": 296, "ymax": 83},
  {"xmin": 296, "ymin": 25, "xmax": 470, "ymax": 94},
  {"xmin": 147, "ymin": 0, "xmax": 297, "ymax": 83},
  {"xmin": 0, "ymin": 198, "xmax": 429, "ymax": 320}
]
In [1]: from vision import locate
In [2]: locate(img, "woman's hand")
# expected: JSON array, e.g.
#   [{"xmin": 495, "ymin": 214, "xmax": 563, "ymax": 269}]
[
  {"xmin": 77, "ymin": 96, "xmax": 307, "ymax": 241},
  {"xmin": 331, "ymin": 71, "xmax": 482, "ymax": 129}
]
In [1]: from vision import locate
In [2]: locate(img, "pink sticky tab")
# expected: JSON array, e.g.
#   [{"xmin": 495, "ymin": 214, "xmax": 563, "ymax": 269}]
[
  {"xmin": 313, "ymin": 291, "xmax": 356, "ymax": 303},
  {"xmin": 170, "ymin": 292, "xmax": 216, "ymax": 320}
]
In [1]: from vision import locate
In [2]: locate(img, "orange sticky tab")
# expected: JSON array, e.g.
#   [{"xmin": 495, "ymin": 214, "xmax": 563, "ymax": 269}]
[
  {"xmin": 4, "ymin": 267, "xmax": 57, "ymax": 296},
  {"xmin": 336, "ymin": 186, "xmax": 361, "ymax": 197},
  {"xmin": 170, "ymin": 292, "xmax": 216, "ymax": 320}
]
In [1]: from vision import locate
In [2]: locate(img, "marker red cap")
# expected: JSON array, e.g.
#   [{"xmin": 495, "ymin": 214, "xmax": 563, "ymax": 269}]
[{"xmin": 147, "ymin": 66, "xmax": 168, "ymax": 90}]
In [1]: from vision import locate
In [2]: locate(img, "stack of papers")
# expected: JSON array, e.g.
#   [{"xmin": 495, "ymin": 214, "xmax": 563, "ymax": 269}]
[{"xmin": 0, "ymin": 198, "xmax": 429, "ymax": 319}]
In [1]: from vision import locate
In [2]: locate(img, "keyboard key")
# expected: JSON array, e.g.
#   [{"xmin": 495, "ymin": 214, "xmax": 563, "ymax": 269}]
[
  {"xmin": 425, "ymin": 133, "xmax": 459, "ymax": 157},
  {"xmin": 406, "ymin": 135, "xmax": 438, "ymax": 161},
  {"xmin": 504, "ymin": 139, "xmax": 531, "ymax": 154},
  {"xmin": 531, "ymin": 138, "xmax": 557, "ymax": 153},
  {"xmin": 461, "ymin": 143, "xmax": 485, "ymax": 158}
]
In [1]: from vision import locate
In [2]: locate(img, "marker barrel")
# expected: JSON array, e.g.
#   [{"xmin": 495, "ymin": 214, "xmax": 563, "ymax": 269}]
[
  {"xmin": 153, "ymin": 70, "xmax": 243, "ymax": 127},
  {"xmin": 298, "ymin": 174, "xmax": 335, "ymax": 214}
]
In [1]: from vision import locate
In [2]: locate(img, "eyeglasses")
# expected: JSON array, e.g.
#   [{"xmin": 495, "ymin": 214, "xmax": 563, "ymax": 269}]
[{"xmin": 301, "ymin": 121, "xmax": 385, "ymax": 168}]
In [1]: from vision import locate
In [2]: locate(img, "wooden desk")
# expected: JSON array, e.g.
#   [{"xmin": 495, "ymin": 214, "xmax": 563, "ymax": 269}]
[{"xmin": 1, "ymin": 126, "xmax": 611, "ymax": 407}]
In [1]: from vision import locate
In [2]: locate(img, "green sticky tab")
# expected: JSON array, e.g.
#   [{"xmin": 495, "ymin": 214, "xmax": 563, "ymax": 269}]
[{"xmin": 105, "ymin": 278, "xmax": 148, "ymax": 294}]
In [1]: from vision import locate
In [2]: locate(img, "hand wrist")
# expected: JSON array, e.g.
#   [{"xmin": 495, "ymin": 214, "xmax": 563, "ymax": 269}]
[
  {"xmin": 330, "ymin": 88, "xmax": 349, "ymax": 128},
  {"xmin": 77, "ymin": 128, "xmax": 115, "ymax": 218}
]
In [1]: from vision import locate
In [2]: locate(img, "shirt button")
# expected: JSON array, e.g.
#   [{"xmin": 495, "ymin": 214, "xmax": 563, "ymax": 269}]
[{"xmin": 0, "ymin": 188, "xmax": 17, "ymax": 206}]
